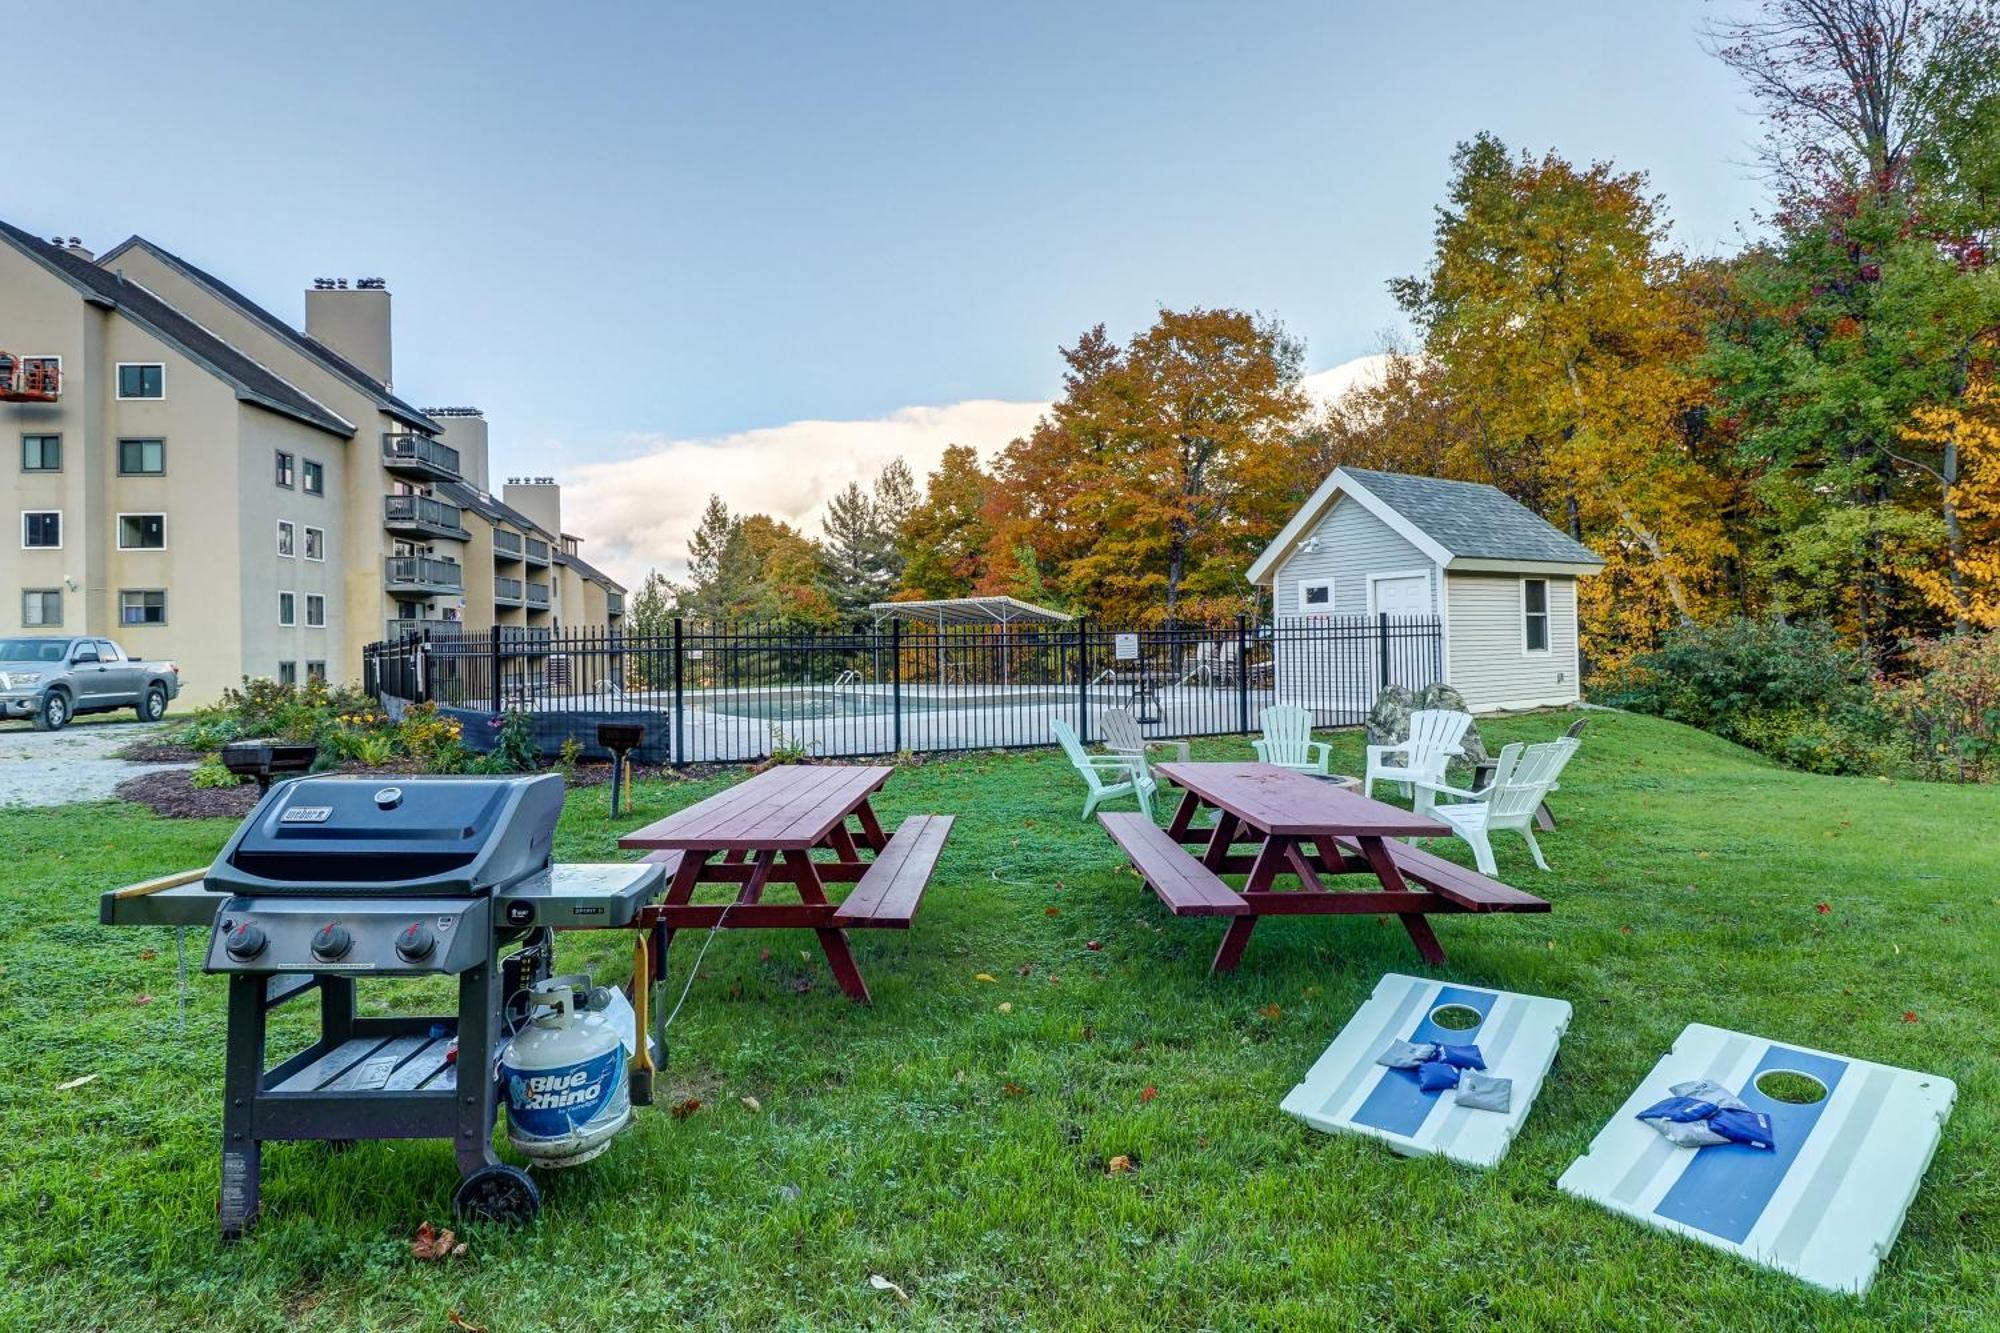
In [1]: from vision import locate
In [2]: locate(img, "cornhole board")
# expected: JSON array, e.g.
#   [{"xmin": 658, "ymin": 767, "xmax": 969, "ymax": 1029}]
[
  {"xmin": 1556, "ymin": 1023, "xmax": 1957, "ymax": 1296},
  {"xmin": 1280, "ymin": 973, "xmax": 1571, "ymax": 1168}
]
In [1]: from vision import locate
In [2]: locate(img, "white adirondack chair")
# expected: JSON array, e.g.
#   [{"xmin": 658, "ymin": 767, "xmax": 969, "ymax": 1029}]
[
  {"xmin": 1364, "ymin": 708, "xmax": 1472, "ymax": 802},
  {"xmin": 1252, "ymin": 705, "xmax": 1332, "ymax": 776},
  {"xmin": 1411, "ymin": 738, "xmax": 1579, "ymax": 876},
  {"xmin": 1052, "ymin": 719, "xmax": 1156, "ymax": 820},
  {"xmin": 1100, "ymin": 706, "xmax": 1192, "ymax": 765}
]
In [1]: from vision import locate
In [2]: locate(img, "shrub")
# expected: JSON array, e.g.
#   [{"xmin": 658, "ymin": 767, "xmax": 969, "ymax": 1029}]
[
  {"xmin": 556, "ymin": 738, "xmax": 584, "ymax": 784},
  {"xmin": 1881, "ymin": 632, "xmax": 2000, "ymax": 782},
  {"xmin": 1599, "ymin": 617, "xmax": 1894, "ymax": 775},
  {"xmin": 189, "ymin": 755, "xmax": 241, "ymax": 789},
  {"xmin": 486, "ymin": 711, "xmax": 539, "ymax": 774}
]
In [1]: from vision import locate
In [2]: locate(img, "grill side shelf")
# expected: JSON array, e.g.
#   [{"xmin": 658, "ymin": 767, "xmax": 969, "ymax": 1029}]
[{"xmin": 100, "ymin": 874, "xmax": 226, "ymax": 928}]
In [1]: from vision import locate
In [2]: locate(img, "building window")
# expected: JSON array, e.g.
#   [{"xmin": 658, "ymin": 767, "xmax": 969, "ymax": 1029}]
[
  {"xmin": 117, "ymin": 514, "xmax": 166, "ymax": 550},
  {"xmin": 306, "ymin": 594, "xmax": 326, "ymax": 627},
  {"xmin": 116, "ymin": 363, "xmax": 165, "ymax": 399},
  {"xmin": 22, "ymin": 511, "xmax": 60, "ymax": 549},
  {"xmin": 277, "ymin": 661, "xmax": 297, "ymax": 686},
  {"xmin": 21, "ymin": 589, "xmax": 61, "ymax": 626},
  {"xmin": 304, "ymin": 526, "xmax": 325, "ymax": 561},
  {"xmin": 302, "ymin": 459, "xmax": 324, "ymax": 495},
  {"xmin": 275, "ymin": 451, "xmax": 295, "ymax": 488},
  {"xmin": 1522, "ymin": 578, "xmax": 1551, "ymax": 653},
  {"xmin": 305, "ymin": 660, "xmax": 327, "ymax": 683},
  {"xmin": 279, "ymin": 592, "xmax": 296, "ymax": 626},
  {"xmin": 120, "ymin": 590, "xmax": 167, "ymax": 625},
  {"xmin": 118, "ymin": 438, "xmax": 165, "ymax": 475},
  {"xmin": 21, "ymin": 435, "xmax": 60, "ymax": 472},
  {"xmin": 1298, "ymin": 579, "xmax": 1333, "ymax": 614},
  {"xmin": 277, "ymin": 520, "xmax": 295, "ymax": 557}
]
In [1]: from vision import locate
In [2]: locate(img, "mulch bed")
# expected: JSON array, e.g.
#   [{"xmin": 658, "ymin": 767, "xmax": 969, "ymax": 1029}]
[
  {"xmin": 119, "ymin": 737, "xmax": 204, "ymax": 764},
  {"xmin": 116, "ymin": 769, "xmax": 263, "ymax": 820}
]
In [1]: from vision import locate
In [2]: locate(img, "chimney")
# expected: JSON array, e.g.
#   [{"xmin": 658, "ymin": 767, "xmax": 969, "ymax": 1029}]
[
  {"xmin": 502, "ymin": 477, "xmax": 563, "ymax": 539},
  {"xmin": 305, "ymin": 277, "xmax": 393, "ymax": 387},
  {"xmin": 428, "ymin": 408, "xmax": 491, "ymax": 491},
  {"xmin": 55, "ymin": 236, "xmax": 93, "ymax": 261}
]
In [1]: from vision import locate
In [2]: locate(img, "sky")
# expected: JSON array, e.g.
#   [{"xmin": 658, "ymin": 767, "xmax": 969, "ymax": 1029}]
[{"xmin": 8, "ymin": 1, "xmax": 1771, "ymax": 584}]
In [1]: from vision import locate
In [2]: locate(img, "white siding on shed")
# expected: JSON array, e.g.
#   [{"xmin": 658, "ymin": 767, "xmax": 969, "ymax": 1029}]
[
  {"xmin": 1274, "ymin": 496, "xmax": 1437, "ymax": 619},
  {"xmin": 1444, "ymin": 573, "xmax": 1582, "ymax": 711}
]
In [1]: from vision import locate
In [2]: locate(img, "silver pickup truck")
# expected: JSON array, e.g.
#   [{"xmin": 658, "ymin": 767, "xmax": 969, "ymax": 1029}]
[{"xmin": 0, "ymin": 635, "xmax": 183, "ymax": 730}]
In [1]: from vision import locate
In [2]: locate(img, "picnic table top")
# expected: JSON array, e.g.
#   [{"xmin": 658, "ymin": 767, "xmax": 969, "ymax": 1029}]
[
  {"xmin": 619, "ymin": 764, "xmax": 893, "ymax": 852},
  {"xmin": 1154, "ymin": 761, "xmax": 1448, "ymax": 839}
]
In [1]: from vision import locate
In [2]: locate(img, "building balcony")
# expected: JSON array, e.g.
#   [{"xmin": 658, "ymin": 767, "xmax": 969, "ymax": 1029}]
[
  {"xmin": 384, "ymin": 555, "xmax": 463, "ymax": 595},
  {"xmin": 380, "ymin": 433, "xmax": 461, "ymax": 481},
  {"xmin": 0, "ymin": 352, "xmax": 60, "ymax": 402},
  {"xmin": 524, "ymin": 537, "xmax": 551, "ymax": 566},
  {"xmin": 526, "ymin": 580, "xmax": 551, "ymax": 609},
  {"xmin": 383, "ymin": 494, "xmax": 469, "ymax": 541},
  {"xmin": 494, "ymin": 576, "xmax": 524, "ymax": 607},
  {"xmin": 384, "ymin": 618, "xmax": 467, "ymax": 642},
  {"xmin": 607, "ymin": 591, "xmax": 624, "ymax": 616},
  {"xmin": 493, "ymin": 529, "xmax": 524, "ymax": 562}
]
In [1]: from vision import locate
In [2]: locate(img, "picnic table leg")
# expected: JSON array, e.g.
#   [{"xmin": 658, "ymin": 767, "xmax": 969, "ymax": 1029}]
[
  {"xmin": 1211, "ymin": 916, "xmax": 1259, "ymax": 974},
  {"xmin": 1211, "ymin": 835, "xmax": 1292, "ymax": 975},
  {"xmin": 783, "ymin": 849, "xmax": 871, "ymax": 1004},
  {"xmin": 1165, "ymin": 790, "xmax": 1203, "ymax": 840},
  {"xmin": 740, "ymin": 850, "xmax": 776, "ymax": 905},
  {"xmin": 824, "ymin": 823, "xmax": 863, "ymax": 863},
  {"xmin": 1200, "ymin": 812, "xmax": 1241, "ymax": 871},
  {"xmin": 1354, "ymin": 835, "xmax": 1447, "ymax": 966},
  {"xmin": 651, "ymin": 850, "xmax": 711, "ymax": 968},
  {"xmin": 852, "ymin": 799, "xmax": 890, "ymax": 853}
]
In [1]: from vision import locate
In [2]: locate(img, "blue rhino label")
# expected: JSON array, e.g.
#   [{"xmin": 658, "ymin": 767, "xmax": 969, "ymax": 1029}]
[{"xmin": 502, "ymin": 1046, "xmax": 626, "ymax": 1143}]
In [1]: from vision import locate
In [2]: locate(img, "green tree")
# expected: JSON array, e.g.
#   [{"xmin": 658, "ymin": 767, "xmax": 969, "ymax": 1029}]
[
  {"xmin": 897, "ymin": 445, "xmax": 994, "ymax": 599},
  {"xmin": 673, "ymin": 494, "xmax": 757, "ymax": 621}
]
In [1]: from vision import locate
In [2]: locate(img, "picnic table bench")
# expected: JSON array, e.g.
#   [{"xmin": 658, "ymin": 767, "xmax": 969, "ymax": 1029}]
[
  {"xmin": 1101, "ymin": 762, "xmax": 1548, "ymax": 974},
  {"xmin": 619, "ymin": 765, "xmax": 953, "ymax": 1002}
]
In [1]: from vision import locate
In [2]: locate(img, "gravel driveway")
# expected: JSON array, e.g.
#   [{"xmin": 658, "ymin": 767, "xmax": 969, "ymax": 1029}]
[{"xmin": 0, "ymin": 721, "xmax": 191, "ymax": 807}]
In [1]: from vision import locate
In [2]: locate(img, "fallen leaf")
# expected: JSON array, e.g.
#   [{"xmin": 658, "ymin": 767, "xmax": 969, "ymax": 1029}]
[
  {"xmin": 975, "ymin": 973, "xmax": 996, "ymax": 983},
  {"xmin": 997, "ymin": 1002, "xmax": 1013, "ymax": 1014},
  {"xmin": 1697, "ymin": 851, "xmax": 1711, "ymax": 861},
  {"xmin": 1085, "ymin": 939, "xmax": 1103, "ymax": 951},
  {"xmin": 1618, "ymin": 924, "xmax": 1633, "ymax": 936},
  {"xmin": 1814, "ymin": 902, "xmax": 1831, "ymax": 915},
  {"xmin": 138, "ymin": 948, "xmax": 157, "ymax": 961},
  {"xmin": 1903, "ymin": 1011, "xmax": 1919, "ymax": 1023},
  {"xmin": 1140, "ymin": 1086, "xmax": 1157, "ymax": 1103},
  {"xmin": 133, "ymin": 994, "xmax": 154, "ymax": 1006},
  {"xmin": 740, "ymin": 1096, "xmax": 762, "ymax": 1113},
  {"xmin": 1107, "ymin": 1154, "xmax": 1134, "ymax": 1175},
  {"xmin": 791, "ymin": 977, "xmax": 814, "ymax": 994},
  {"xmin": 410, "ymin": 1221, "xmax": 466, "ymax": 1261},
  {"xmin": 1002, "ymin": 1080, "xmax": 1026, "ymax": 1097},
  {"xmin": 759, "ymin": 948, "xmax": 772, "ymax": 962},
  {"xmin": 799, "ymin": 950, "xmax": 811, "ymax": 962},
  {"xmin": 1079, "ymin": 1024, "xmax": 1096, "ymax": 1042},
  {"xmin": 1016, "ymin": 962, "xmax": 1034, "ymax": 976},
  {"xmin": 1258, "ymin": 1003, "xmax": 1282, "ymax": 1022},
  {"xmin": 672, "ymin": 1097, "xmax": 703, "ymax": 1120},
  {"xmin": 869, "ymin": 1274, "xmax": 911, "ymax": 1302},
  {"xmin": 1044, "ymin": 906, "xmax": 1060, "ymax": 917},
  {"xmin": 447, "ymin": 1312, "xmax": 485, "ymax": 1333},
  {"xmin": 55, "ymin": 1073, "xmax": 99, "ymax": 1092}
]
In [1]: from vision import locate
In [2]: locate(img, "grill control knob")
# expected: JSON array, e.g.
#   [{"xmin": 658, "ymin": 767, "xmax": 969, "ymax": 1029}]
[
  {"xmin": 396, "ymin": 922, "xmax": 437, "ymax": 963},
  {"xmin": 311, "ymin": 923, "xmax": 353, "ymax": 961},
  {"xmin": 224, "ymin": 922, "xmax": 267, "ymax": 961}
]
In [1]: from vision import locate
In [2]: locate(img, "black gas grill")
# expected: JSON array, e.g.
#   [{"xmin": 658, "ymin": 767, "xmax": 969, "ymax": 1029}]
[{"xmin": 102, "ymin": 774, "xmax": 665, "ymax": 1237}]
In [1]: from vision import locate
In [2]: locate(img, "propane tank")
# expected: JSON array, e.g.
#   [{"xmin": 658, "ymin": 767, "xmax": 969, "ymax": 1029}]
[{"xmin": 499, "ymin": 974, "xmax": 631, "ymax": 1167}]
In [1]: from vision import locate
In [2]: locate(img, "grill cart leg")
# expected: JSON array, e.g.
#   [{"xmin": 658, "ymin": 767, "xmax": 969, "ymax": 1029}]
[
  {"xmin": 220, "ymin": 975, "xmax": 266, "ymax": 1240},
  {"xmin": 452, "ymin": 960, "xmax": 502, "ymax": 1181}
]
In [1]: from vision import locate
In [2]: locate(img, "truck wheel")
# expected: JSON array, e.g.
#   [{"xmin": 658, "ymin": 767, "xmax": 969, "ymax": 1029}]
[
  {"xmin": 138, "ymin": 686, "xmax": 167, "ymax": 722},
  {"xmin": 33, "ymin": 690, "xmax": 69, "ymax": 732}
]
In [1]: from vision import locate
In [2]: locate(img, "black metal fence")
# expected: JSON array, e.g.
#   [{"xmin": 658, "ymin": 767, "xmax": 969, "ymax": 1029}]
[{"xmin": 363, "ymin": 615, "xmax": 1442, "ymax": 765}]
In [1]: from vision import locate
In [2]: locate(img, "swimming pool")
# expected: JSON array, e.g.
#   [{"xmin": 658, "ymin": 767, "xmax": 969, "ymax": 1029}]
[{"xmin": 697, "ymin": 688, "xmax": 1073, "ymax": 722}]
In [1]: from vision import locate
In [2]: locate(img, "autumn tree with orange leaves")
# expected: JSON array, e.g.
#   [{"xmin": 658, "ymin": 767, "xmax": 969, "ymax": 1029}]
[{"xmin": 981, "ymin": 308, "xmax": 1313, "ymax": 622}]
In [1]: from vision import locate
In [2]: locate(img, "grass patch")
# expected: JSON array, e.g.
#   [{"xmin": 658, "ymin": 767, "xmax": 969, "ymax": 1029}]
[{"xmin": 0, "ymin": 710, "xmax": 1994, "ymax": 1328}]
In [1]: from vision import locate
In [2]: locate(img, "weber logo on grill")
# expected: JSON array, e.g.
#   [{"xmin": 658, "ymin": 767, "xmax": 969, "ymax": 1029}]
[{"xmin": 280, "ymin": 806, "xmax": 333, "ymax": 824}]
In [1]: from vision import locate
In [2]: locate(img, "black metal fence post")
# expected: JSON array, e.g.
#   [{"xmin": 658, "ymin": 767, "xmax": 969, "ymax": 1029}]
[
  {"xmin": 1377, "ymin": 612, "xmax": 1391, "ymax": 691},
  {"xmin": 1075, "ymin": 617, "xmax": 1090, "ymax": 741},
  {"xmin": 890, "ymin": 617, "xmax": 903, "ymax": 753},
  {"xmin": 1236, "ymin": 614, "xmax": 1250, "ymax": 733},
  {"xmin": 488, "ymin": 632, "xmax": 502, "ymax": 714},
  {"xmin": 672, "ymin": 618, "xmax": 685, "ymax": 768}
]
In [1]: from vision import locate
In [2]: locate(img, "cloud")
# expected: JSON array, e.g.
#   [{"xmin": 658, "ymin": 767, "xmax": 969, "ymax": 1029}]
[
  {"xmin": 1299, "ymin": 352, "xmax": 1390, "ymax": 406},
  {"xmin": 565, "ymin": 399, "xmax": 1047, "ymax": 583},
  {"xmin": 564, "ymin": 353, "xmax": 1391, "ymax": 586}
]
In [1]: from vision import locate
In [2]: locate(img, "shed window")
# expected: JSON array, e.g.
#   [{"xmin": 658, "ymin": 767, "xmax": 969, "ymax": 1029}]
[
  {"xmin": 1298, "ymin": 579, "xmax": 1333, "ymax": 615},
  {"xmin": 1523, "ymin": 578, "xmax": 1550, "ymax": 653}
]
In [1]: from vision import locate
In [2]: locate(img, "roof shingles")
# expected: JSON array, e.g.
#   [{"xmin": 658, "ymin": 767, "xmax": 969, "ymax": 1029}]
[{"xmin": 1342, "ymin": 468, "xmax": 1604, "ymax": 566}]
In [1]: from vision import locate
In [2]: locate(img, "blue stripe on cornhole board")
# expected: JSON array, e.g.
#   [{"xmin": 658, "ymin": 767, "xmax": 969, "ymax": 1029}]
[
  {"xmin": 1349, "ymin": 985, "xmax": 1498, "ymax": 1138},
  {"xmin": 1652, "ymin": 1045, "xmax": 1849, "ymax": 1245}
]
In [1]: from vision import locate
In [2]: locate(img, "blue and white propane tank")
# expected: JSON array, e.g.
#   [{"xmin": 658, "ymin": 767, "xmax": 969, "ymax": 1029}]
[{"xmin": 499, "ymin": 974, "xmax": 631, "ymax": 1167}]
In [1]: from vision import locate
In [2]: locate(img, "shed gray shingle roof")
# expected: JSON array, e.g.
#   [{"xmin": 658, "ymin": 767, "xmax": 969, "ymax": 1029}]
[
  {"xmin": 98, "ymin": 235, "xmax": 440, "ymax": 434},
  {"xmin": 0, "ymin": 221, "xmax": 352, "ymax": 438},
  {"xmin": 1343, "ymin": 468, "xmax": 1604, "ymax": 566}
]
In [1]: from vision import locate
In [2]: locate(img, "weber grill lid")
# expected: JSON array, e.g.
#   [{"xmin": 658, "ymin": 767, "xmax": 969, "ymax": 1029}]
[{"xmin": 204, "ymin": 774, "xmax": 565, "ymax": 898}]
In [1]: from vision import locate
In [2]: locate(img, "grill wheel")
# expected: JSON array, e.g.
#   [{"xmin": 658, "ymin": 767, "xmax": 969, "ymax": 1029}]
[{"xmin": 453, "ymin": 1163, "xmax": 541, "ymax": 1225}]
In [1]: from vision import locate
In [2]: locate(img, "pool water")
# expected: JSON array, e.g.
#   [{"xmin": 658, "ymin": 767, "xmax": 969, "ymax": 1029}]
[{"xmin": 699, "ymin": 689, "xmax": 1070, "ymax": 722}]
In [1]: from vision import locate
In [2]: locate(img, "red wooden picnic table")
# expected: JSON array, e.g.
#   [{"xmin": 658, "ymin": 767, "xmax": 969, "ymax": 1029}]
[
  {"xmin": 617, "ymin": 764, "xmax": 951, "ymax": 1003},
  {"xmin": 1110, "ymin": 761, "xmax": 1547, "ymax": 973}
]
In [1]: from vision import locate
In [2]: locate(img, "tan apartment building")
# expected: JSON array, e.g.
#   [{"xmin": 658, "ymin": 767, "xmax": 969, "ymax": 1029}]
[{"xmin": 1, "ymin": 220, "xmax": 623, "ymax": 706}]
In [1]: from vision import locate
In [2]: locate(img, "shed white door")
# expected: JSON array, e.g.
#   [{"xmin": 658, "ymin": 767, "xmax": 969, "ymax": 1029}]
[{"xmin": 1371, "ymin": 574, "xmax": 1429, "ymax": 616}]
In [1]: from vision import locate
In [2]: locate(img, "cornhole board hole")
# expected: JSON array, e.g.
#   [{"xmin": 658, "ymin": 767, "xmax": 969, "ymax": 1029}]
[
  {"xmin": 1556, "ymin": 1023, "xmax": 1957, "ymax": 1296},
  {"xmin": 1280, "ymin": 973, "xmax": 1571, "ymax": 1168}
]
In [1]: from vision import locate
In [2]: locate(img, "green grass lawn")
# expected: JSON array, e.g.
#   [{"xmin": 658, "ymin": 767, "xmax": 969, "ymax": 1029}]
[{"xmin": 0, "ymin": 710, "xmax": 1994, "ymax": 1329}]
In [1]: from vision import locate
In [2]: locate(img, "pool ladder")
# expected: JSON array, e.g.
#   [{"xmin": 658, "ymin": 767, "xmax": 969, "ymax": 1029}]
[{"xmin": 831, "ymin": 669, "xmax": 862, "ymax": 691}]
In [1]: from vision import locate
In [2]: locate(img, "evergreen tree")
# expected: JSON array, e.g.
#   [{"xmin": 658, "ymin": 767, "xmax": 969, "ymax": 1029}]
[
  {"xmin": 819, "ymin": 473, "xmax": 902, "ymax": 617},
  {"xmin": 674, "ymin": 494, "xmax": 757, "ymax": 621}
]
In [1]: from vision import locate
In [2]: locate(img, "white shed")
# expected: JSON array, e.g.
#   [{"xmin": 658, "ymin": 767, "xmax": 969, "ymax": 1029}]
[{"xmin": 1246, "ymin": 468, "xmax": 1604, "ymax": 714}]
